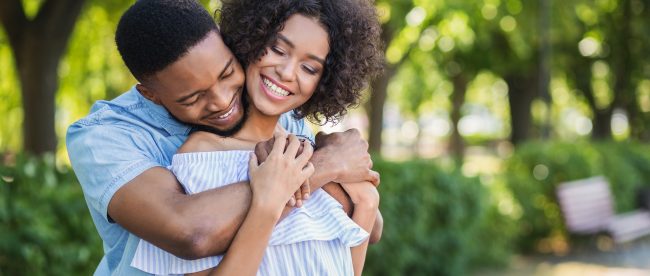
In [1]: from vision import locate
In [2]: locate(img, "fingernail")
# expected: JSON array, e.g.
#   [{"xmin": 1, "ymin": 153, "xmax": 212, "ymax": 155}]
[{"xmin": 304, "ymin": 193, "xmax": 310, "ymax": 200}]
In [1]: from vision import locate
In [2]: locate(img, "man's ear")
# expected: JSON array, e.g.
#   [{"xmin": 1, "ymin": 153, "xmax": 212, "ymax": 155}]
[{"xmin": 136, "ymin": 83, "xmax": 162, "ymax": 105}]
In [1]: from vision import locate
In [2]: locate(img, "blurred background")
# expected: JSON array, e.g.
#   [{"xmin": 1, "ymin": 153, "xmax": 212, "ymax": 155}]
[{"xmin": 1, "ymin": 0, "xmax": 650, "ymax": 275}]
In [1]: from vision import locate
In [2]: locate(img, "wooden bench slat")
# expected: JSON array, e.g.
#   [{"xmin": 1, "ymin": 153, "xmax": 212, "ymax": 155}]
[{"xmin": 556, "ymin": 176, "xmax": 650, "ymax": 243}]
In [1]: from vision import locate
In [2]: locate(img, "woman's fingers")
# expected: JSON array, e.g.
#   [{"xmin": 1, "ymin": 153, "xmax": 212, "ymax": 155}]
[
  {"xmin": 285, "ymin": 134, "xmax": 301, "ymax": 158},
  {"xmin": 270, "ymin": 132, "xmax": 288, "ymax": 157},
  {"xmin": 248, "ymin": 152, "xmax": 259, "ymax": 172},
  {"xmin": 295, "ymin": 140, "xmax": 314, "ymax": 166}
]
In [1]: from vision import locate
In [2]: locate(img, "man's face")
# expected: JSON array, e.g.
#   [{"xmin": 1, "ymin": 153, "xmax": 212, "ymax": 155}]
[{"xmin": 138, "ymin": 31, "xmax": 247, "ymax": 134}]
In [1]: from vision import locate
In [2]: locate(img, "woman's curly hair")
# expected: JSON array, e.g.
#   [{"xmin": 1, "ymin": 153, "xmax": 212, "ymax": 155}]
[{"xmin": 219, "ymin": 0, "xmax": 383, "ymax": 124}]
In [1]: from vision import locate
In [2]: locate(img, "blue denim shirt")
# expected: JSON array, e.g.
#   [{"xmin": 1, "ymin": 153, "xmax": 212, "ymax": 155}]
[{"xmin": 66, "ymin": 86, "xmax": 313, "ymax": 275}]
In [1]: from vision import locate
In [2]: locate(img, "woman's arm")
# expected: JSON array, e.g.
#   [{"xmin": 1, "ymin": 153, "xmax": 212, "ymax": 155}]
[
  {"xmin": 340, "ymin": 182, "xmax": 380, "ymax": 276},
  {"xmin": 322, "ymin": 183, "xmax": 383, "ymax": 244},
  {"xmin": 191, "ymin": 134, "xmax": 314, "ymax": 276},
  {"xmin": 206, "ymin": 199, "xmax": 281, "ymax": 275}
]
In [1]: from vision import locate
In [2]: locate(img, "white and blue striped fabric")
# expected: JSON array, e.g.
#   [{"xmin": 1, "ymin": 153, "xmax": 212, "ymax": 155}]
[{"xmin": 131, "ymin": 150, "xmax": 369, "ymax": 275}]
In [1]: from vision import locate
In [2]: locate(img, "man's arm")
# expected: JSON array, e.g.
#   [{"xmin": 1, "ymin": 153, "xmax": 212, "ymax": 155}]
[
  {"xmin": 108, "ymin": 167, "xmax": 251, "ymax": 259},
  {"xmin": 109, "ymin": 131, "xmax": 377, "ymax": 259}
]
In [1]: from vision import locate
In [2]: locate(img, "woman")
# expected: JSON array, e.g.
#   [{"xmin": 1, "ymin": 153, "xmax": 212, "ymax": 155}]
[{"xmin": 132, "ymin": 0, "xmax": 383, "ymax": 275}]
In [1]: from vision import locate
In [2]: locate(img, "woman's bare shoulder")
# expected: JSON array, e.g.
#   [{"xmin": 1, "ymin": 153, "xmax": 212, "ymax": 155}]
[{"xmin": 177, "ymin": 131, "xmax": 224, "ymax": 154}]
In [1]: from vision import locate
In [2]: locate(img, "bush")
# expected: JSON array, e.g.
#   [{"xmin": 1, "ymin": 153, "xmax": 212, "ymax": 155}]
[
  {"xmin": 0, "ymin": 154, "xmax": 516, "ymax": 275},
  {"xmin": 365, "ymin": 158, "xmax": 516, "ymax": 276},
  {"xmin": 504, "ymin": 141, "xmax": 650, "ymax": 252},
  {"xmin": 0, "ymin": 154, "xmax": 102, "ymax": 275}
]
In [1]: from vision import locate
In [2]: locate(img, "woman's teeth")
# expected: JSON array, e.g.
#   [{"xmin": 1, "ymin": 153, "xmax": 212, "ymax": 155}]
[
  {"xmin": 218, "ymin": 106, "xmax": 234, "ymax": 119},
  {"xmin": 263, "ymin": 77, "xmax": 290, "ymax": 97}
]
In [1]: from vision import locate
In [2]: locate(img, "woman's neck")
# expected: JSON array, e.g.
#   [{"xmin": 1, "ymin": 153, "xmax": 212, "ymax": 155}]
[{"xmin": 233, "ymin": 104, "xmax": 280, "ymax": 143}]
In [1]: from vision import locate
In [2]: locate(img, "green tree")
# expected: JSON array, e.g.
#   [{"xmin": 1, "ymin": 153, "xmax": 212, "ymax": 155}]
[{"xmin": 0, "ymin": 0, "xmax": 85, "ymax": 155}]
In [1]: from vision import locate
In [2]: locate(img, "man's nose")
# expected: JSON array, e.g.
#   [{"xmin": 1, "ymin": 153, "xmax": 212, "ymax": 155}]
[{"xmin": 205, "ymin": 88, "xmax": 231, "ymax": 112}]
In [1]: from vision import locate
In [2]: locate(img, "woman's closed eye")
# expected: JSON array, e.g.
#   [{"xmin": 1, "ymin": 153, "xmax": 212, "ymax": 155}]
[
  {"xmin": 271, "ymin": 46, "xmax": 286, "ymax": 56},
  {"xmin": 302, "ymin": 64, "xmax": 319, "ymax": 75}
]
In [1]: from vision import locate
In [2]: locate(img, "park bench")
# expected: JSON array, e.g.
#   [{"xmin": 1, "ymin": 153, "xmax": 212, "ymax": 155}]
[{"xmin": 556, "ymin": 176, "xmax": 650, "ymax": 244}]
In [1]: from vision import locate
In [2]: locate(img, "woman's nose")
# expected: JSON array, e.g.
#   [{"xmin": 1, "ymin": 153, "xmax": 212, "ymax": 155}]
[{"xmin": 277, "ymin": 60, "xmax": 297, "ymax": 82}]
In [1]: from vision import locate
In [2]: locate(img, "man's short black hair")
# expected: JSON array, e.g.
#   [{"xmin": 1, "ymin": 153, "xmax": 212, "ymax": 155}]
[{"xmin": 115, "ymin": 0, "xmax": 218, "ymax": 81}]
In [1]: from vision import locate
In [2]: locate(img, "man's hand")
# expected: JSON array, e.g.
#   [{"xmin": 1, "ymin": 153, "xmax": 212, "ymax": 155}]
[{"xmin": 312, "ymin": 129, "xmax": 380, "ymax": 186}]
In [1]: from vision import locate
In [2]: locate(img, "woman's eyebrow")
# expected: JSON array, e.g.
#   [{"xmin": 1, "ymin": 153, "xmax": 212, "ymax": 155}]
[{"xmin": 278, "ymin": 34, "xmax": 325, "ymax": 64}]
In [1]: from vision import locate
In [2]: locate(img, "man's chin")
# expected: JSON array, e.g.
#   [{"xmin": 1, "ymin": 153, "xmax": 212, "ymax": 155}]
[{"xmin": 193, "ymin": 112, "xmax": 247, "ymax": 137}]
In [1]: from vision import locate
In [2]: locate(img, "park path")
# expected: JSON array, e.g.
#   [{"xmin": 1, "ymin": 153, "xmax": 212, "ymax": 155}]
[{"xmin": 473, "ymin": 236, "xmax": 650, "ymax": 276}]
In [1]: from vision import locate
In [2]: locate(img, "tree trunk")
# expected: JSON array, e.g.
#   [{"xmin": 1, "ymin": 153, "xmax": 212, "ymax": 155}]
[
  {"xmin": 572, "ymin": 57, "xmax": 612, "ymax": 139},
  {"xmin": 17, "ymin": 33, "xmax": 61, "ymax": 154},
  {"xmin": 366, "ymin": 24, "xmax": 397, "ymax": 155},
  {"xmin": 505, "ymin": 73, "xmax": 538, "ymax": 145},
  {"xmin": 0, "ymin": 0, "xmax": 85, "ymax": 155},
  {"xmin": 592, "ymin": 111, "xmax": 612, "ymax": 139},
  {"xmin": 538, "ymin": 0, "xmax": 552, "ymax": 139},
  {"xmin": 450, "ymin": 73, "xmax": 468, "ymax": 162},
  {"xmin": 367, "ymin": 65, "xmax": 396, "ymax": 155},
  {"xmin": 610, "ymin": 0, "xmax": 640, "ymax": 139}
]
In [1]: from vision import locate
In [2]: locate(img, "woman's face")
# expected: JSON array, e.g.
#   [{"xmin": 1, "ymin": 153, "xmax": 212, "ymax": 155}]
[{"xmin": 245, "ymin": 14, "xmax": 329, "ymax": 117}]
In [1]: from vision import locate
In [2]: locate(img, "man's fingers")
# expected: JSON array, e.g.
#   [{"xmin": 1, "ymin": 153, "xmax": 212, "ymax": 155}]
[
  {"xmin": 288, "ymin": 195, "xmax": 296, "ymax": 207},
  {"xmin": 254, "ymin": 141, "xmax": 270, "ymax": 163},
  {"xmin": 294, "ymin": 187, "xmax": 302, "ymax": 201},
  {"xmin": 344, "ymin": 128, "xmax": 361, "ymax": 137},
  {"xmin": 301, "ymin": 180, "xmax": 311, "ymax": 200},
  {"xmin": 314, "ymin": 131, "xmax": 326, "ymax": 145},
  {"xmin": 294, "ymin": 189, "xmax": 302, "ymax": 208},
  {"xmin": 301, "ymin": 162, "xmax": 315, "ymax": 181}
]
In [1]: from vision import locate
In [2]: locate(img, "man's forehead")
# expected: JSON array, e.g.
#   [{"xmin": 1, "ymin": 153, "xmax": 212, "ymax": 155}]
[{"xmin": 145, "ymin": 31, "xmax": 239, "ymax": 91}]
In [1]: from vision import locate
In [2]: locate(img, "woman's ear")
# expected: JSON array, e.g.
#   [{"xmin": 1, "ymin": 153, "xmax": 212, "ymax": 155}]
[{"xmin": 136, "ymin": 83, "xmax": 162, "ymax": 105}]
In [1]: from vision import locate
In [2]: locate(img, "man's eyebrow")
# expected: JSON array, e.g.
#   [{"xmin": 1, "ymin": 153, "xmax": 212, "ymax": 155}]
[
  {"xmin": 218, "ymin": 57, "xmax": 234, "ymax": 78},
  {"xmin": 278, "ymin": 34, "xmax": 325, "ymax": 65}
]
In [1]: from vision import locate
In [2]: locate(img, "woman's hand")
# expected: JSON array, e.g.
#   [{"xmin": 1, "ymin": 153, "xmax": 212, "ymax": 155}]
[
  {"xmin": 340, "ymin": 182, "xmax": 380, "ymax": 212},
  {"xmin": 254, "ymin": 134, "xmax": 313, "ymax": 208},
  {"xmin": 248, "ymin": 133, "xmax": 314, "ymax": 217}
]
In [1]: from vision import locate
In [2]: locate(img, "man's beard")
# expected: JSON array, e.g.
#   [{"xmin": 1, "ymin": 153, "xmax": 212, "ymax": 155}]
[{"xmin": 191, "ymin": 91, "xmax": 250, "ymax": 137}]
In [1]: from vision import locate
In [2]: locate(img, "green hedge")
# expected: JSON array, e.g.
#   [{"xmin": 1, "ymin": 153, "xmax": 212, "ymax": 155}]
[
  {"xmin": 0, "ymin": 155, "xmax": 516, "ymax": 275},
  {"xmin": 365, "ymin": 159, "xmax": 516, "ymax": 276},
  {"xmin": 504, "ymin": 141, "xmax": 650, "ymax": 252},
  {"xmin": 0, "ymin": 154, "xmax": 102, "ymax": 275}
]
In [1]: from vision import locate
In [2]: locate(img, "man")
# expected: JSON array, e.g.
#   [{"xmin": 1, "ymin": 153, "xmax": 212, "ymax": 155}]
[{"xmin": 66, "ymin": 1, "xmax": 380, "ymax": 275}]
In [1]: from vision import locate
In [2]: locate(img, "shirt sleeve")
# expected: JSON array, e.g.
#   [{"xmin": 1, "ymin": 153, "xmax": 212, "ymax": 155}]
[
  {"xmin": 279, "ymin": 112, "xmax": 315, "ymax": 142},
  {"xmin": 66, "ymin": 123, "xmax": 162, "ymax": 222}
]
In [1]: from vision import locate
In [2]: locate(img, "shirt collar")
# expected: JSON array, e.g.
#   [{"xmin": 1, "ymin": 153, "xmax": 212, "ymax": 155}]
[{"xmin": 132, "ymin": 86, "xmax": 192, "ymax": 136}]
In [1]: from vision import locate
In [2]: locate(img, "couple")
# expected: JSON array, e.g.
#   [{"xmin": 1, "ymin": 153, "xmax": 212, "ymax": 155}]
[{"xmin": 67, "ymin": 0, "xmax": 383, "ymax": 275}]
